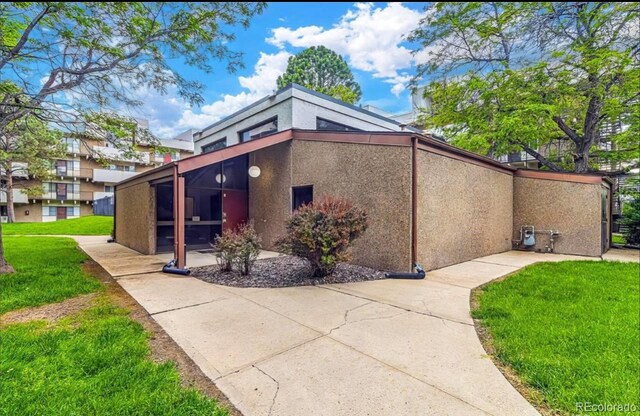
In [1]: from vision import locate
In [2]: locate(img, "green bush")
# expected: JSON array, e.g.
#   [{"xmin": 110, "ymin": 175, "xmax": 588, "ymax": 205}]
[
  {"xmin": 621, "ymin": 196, "xmax": 640, "ymax": 245},
  {"xmin": 276, "ymin": 196, "xmax": 368, "ymax": 277},
  {"xmin": 212, "ymin": 222, "xmax": 261, "ymax": 275},
  {"xmin": 232, "ymin": 222, "xmax": 262, "ymax": 275}
]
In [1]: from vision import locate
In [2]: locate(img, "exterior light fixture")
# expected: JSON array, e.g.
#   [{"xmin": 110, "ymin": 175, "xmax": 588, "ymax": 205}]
[
  {"xmin": 248, "ymin": 166, "xmax": 261, "ymax": 178},
  {"xmin": 215, "ymin": 173, "xmax": 226, "ymax": 184}
]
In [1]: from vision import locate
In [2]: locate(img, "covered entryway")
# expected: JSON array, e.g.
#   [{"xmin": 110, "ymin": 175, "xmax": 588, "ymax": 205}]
[{"xmin": 154, "ymin": 155, "xmax": 249, "ymax": 253}]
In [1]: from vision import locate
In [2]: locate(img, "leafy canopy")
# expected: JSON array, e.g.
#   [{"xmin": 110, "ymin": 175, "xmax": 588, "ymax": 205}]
[
  {"xmin": 0, "ymin": 2, "xmax": 266, "ymax": 137},
  {"xmin": 277, "ymin": 46, "xmax": 362, "ymax": 104},
  {"xmin": 410, "ymin": 2, "xmax": 639, "ymax": 173}
]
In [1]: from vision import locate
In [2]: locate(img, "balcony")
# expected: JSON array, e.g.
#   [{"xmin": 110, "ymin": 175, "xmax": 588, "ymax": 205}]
[
  {"xmin": 50, "ymin": 168, "xmax": 93, "ymax": 180},
  {"xmin": 0, "ymin": 189, "xmax": 29, "ymax": 204},
  {"xmin": 0, "ymin": 162, "xmax": 29, "ymax": 178},
  {"xmin": 92, "ymin": 168, "xmax": 139, "ymax": 183},
  {"xmin": 39, "ymin": 190, "xmax": 94, "ymax": 201},
  {"xmin": 93, "ymin": 191, "xmax": 114, "ymax": 201},
  {"xmin": 93, "ymin": 146, "xmax": 150, "ymax": 164}
]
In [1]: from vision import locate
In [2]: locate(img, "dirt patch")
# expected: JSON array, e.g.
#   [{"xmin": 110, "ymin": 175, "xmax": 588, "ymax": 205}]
[
  {"xmin": 470, "ymin": 287, "xmax": 558, "ymax": 416},
  {"xmin": 0, "ymin": 293, "xmax": 97, "ymax": 326},
  {"xmin": 81, "ymin": 259, "xmax": 242, "ymax": 416},
  {"xmin": 192, "ymin": 255, "xmax": 386, "ymax": 288}
]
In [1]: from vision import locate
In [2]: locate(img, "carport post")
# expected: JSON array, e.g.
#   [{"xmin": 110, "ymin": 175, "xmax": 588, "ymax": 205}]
[{"xmin": 173, "ymin": 165, "xmax": 186, "ymax": 268}]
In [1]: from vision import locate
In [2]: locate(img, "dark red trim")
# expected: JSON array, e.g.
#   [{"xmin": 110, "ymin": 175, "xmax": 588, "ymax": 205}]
[{"xmin": 515, "ymin": 169, "xmax": 605, "ymax": 184}]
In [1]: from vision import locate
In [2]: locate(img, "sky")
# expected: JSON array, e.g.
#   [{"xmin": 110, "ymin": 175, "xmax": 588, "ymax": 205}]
[{"xmin": 130, "ymin": 2, "xmax": 429, "ymax": 139}]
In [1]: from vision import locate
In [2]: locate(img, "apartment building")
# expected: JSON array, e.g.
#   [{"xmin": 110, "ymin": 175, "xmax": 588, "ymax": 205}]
[{"xmin": 4, "ymin": 126, "xmax": 193, "ymax": 222}]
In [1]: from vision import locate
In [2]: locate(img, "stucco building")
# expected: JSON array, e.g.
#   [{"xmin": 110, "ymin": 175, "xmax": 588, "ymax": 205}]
[{"xmin": 114, "ymin": 84, "xmax": 612, "ymax": 272}]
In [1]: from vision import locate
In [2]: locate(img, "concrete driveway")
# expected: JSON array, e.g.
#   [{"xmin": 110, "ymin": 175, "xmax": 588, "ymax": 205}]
[{"xmin": 75, "ymin": 237, "xmax": 639, "ymax": 416}]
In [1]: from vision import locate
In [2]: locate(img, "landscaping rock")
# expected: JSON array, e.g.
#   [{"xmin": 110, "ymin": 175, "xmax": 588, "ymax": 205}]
[{"xmin": 191, "ymin": 255, "xmax": 385, "ymax": 288}]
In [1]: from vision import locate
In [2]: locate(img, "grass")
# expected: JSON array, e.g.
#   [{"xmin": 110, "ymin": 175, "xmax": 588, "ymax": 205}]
[
  {"xmin": 0, "ymin": 301, "xmax": 227, "ymax": 415},
  {"xmin": 3, "ymin": 215, "xmax": 113, "ymax": 236},
  {"xmin": 0, "ymin": 237, "xmax": 101, "ymax": 314},
  {"xmin": 0, "ymin": 236, "xmax": 227, "ymax": 415},
  {"xmin": 473, "ymin": 261, "xmax": 640, "ymax": 415},
  {"xmin": 612, "ymin": 233, "xmax": 626, "ymax": 245}
]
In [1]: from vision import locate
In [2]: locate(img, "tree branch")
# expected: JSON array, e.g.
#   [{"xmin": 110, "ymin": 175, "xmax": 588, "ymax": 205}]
[
  {"xmin": 518, "ymin": 141, "xmax": 565, "ymax": 171},
  {"xmin": 0, "ymin": 5, "xmax": 54, "ymax": 71},
  {"xmin": 552, "ymin": 116, "xmax": 582, "ymax": 146}
]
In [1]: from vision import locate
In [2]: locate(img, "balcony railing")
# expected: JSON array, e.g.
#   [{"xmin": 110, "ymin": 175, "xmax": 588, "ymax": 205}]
[
  {"xmin": 51, "ymin": 168, "xmax": 93, "ymax": 179},
  {"xmin": 92, "ymin": 168, "xmax": 138, "ymax": 183},
  {"xmin": 93, "ymin": 146, "xmax": 150, "ymax": 164},
  {"xmin": 38, "ymin": 190, "xmax": 93, "ymax": 201},
  {"xmin": 0, "ymin": 189, "xmax": 28, "ymax": 204}
]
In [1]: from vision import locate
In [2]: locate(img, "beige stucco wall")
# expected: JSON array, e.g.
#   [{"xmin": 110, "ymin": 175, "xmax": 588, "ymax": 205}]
[
  {"xmin": 416, "ymin": 151, "xmax": 513, "ymax": 271},
  {"xmin": 80, "ymin": 203, "xmax": 94, "ymax": 217},
  {"xmin": 14, "ymin": 202, "xmax": 42, "ymax": 222},
  {"xmin": 513, "ymin": 177, "xmax": 602, "ymax": 257},
  {"xmin": 248, "ymin": 142, "xmax": 292, "ymax": 250},
  {"xmin": 290, "ymin": 140, "xmax": 413, "ymax": 271},
  {"xmin": 115, "ymin": 182, "xmax": 155, "ymax": 254}
]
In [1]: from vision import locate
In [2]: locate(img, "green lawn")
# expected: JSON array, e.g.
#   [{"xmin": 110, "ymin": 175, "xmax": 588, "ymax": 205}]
[
  {"xmin": 3, "ymin": 215, "xmax": 113, "ymax": 236},
  {"xmin": 0, "ymin": 236, "xmax": 228, "ymax": 415},
  {"xmin": 612, "ymin": 233, "xmax": 626, "ymax": 245},
  {"xmin": 0, "ymin": 237, "xmax": 101, "ymax": 314},
  {"xmin": 473, "ymin": 261, "xmax": 640, "ymax": 415}
]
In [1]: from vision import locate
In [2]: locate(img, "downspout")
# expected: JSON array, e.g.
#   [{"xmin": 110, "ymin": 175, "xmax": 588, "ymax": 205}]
[
  {"xmin": 411, "ymin": 136, "xmax": 418, "ymax": 269},
  {"xmin": 385, "ymin": 136, "xmax": 425, "ymax": 279}
]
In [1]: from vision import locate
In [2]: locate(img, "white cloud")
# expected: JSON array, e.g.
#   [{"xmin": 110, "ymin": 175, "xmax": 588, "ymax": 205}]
[
  {"xmin": 267, "ymin": 2, "xmax": 425, "ymax": 95},
  {"xmin": 131, "ymin": 51, "xmax": 291, "ymax": 138}
]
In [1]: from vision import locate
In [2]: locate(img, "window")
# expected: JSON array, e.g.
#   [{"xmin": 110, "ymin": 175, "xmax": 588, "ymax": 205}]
[
  {"xmin": 292, "ymin": 185, "xmax": 313, "ymax": 211},
  {"xmin": 55, "ymin": 160, "xmax": 67, "ymax": 175},
  {"xmin": 104, "ymin": 185, "xmax": 114, "ymax": 192},
  {"xmin": 66, "ymin": 207, "xmax": 75, "ymax": 217},
  {"xmin": 316, "ymin": 118, "xmax": 362, "ymax": 132},
  {"xmin": 202, "ymin": 138, "xmax": 227, "ymax": 153},
  {"xmin": 239, "ymin": 118, "xmax": 278, "ymax": 142},
  {"xmin": 64, "ymin": 138, "xmax": 80, "ymax": 153}
]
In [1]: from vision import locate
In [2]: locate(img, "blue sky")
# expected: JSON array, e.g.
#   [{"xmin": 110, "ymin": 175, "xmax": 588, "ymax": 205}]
[{"xmin": 133, "ymin": 2, "xmax": 429, "ymax": 138}]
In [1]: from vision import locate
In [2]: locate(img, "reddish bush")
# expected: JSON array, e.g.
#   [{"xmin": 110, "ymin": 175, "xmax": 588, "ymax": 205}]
[
  {"xmin": 276, "ymin": 196, "xmax": 368, "ymax": 277},
  {"xmin": 213, "ymin": 221, "xmax": 261, "ymax": 275}
]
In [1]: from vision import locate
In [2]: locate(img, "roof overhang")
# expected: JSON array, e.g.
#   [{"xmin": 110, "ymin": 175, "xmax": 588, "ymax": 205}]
[{"xmin": 115, "ymin": 128, "xmax": 608, "ymax": 190}]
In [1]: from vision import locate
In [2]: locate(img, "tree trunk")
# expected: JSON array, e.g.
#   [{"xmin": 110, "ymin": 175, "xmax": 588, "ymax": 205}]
[
  {"xmin": 6, "ymin": 171, "xmax": 15, "ymax": 223},
  {"xmin": 574, "ymin": 151, "xmax": 590, "ymax": 173},
  {"xmin": 0, "ymin": 221, "xmax": 15, "ymax": 274}
]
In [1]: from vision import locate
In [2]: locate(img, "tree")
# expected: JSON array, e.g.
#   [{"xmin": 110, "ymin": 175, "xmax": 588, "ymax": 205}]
[
  {"xmin": 0, "ymin": 114, "xmax": 65, "ymax": 223},
  {"xmin": 409, "ymin": 2, "xmax": 639, "ymax": 173},
  {"xmin": 277, "ymin": 46, "xmax": 362, "ymax": 104},
  {"xmin": 0, "ymin": 2, "xmax": 265, "ymax": 273}
]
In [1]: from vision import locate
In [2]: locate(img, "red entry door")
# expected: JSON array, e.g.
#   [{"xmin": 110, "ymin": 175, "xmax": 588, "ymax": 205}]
[
  {"xmin": 222, "ymin": 190, "xmax": 248, "ymax": 231},
  {"xmin": 56, "ymin": 207, "xmax": 67, "ymax": 220}
]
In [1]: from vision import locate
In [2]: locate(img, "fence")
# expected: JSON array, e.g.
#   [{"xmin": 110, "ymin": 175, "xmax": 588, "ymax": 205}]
[{"xmin": 93, "ymin": 195, "xmax": 114, "ymax": 216}]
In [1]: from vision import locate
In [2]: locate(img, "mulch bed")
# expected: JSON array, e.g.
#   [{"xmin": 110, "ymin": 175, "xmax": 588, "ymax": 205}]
[{"xmin": 190, "ymin": 255, "xmax": 386, "ymax": 288}]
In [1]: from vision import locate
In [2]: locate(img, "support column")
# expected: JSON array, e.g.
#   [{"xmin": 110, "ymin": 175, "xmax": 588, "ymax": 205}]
[{"xmin": 173, "ymin": 166, "xmax": 186, "ymax": 268}]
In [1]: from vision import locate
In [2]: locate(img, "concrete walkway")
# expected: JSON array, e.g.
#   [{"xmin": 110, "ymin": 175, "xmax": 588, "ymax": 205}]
[{"xmin": 73, "ymin": 236, "xmax": 638, "ymax": 416}]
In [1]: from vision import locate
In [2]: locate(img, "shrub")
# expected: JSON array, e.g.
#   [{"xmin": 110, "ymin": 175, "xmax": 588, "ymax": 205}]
[
  {"xmin": 212, "ymin": 230, "xmax": 237, "ymax": 272},
  {"xmin": 212, "ymin": 222, "xmax": 262, "ymax": 275},
  {"xmin": 621, "ymin": 196, "xmax": 640, "ymax": 246},
  {"xmin": 275, "ymin": 196, "xmax": 368, "ymax": 277},
  {"xmin": 232, "ymin": 222, "xmax": 262, "ymax": 275}
]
